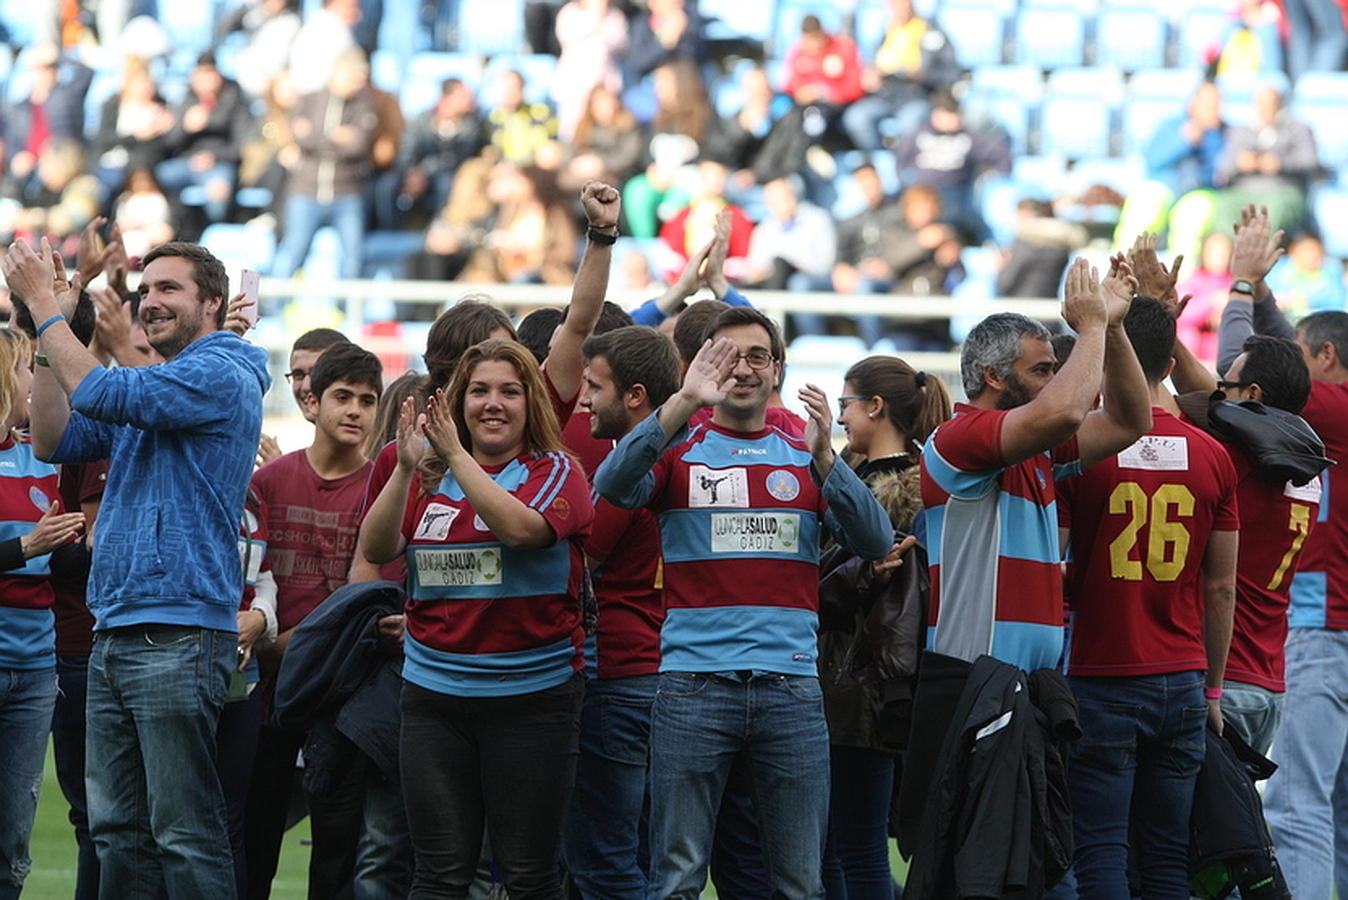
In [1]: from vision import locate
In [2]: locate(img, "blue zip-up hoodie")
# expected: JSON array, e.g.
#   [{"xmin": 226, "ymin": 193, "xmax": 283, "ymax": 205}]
[{"xmin": 50, "ymin": 330, "xmax": 271, "ymax": 632}]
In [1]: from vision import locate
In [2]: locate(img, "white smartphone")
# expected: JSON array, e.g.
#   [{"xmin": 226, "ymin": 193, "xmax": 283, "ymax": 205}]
[{"xmin": 239, "ymin": 269, "xmax": 260, "ymax": 327}]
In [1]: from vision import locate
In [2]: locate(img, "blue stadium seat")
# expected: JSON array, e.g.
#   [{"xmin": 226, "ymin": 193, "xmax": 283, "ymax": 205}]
[
  {"xmin": 772, "ymin": 0, "xmax": 846, "ymax": 58},
  {"xmin": 786, "ymin": 335, "xmax": 869, "ymax": 367},
  {"xmin": 1039, "ymin": 95, "xmax": 1113, "ymax": 158},
  {"xmin": 1294, "ymin": 99, "xmax": 1348, "ymax": 171},
  {"xmin": 1178, "ymin": 4, "xmax": 1234, "ymax": 69},
  {"xmin": 0, "ymin": 0, "xmax": 37, "ymax": 45},
  {"xmin": 962, "ymin": 91, "xmax": 1034, "ymax": 155},
  {"xmin": 370, "ymin": 50, "xmax": 405, "ymax": 94},
  {"xmin": 1121, "ymin": 97, "xmax": 1187, "ymax": 155},
  {"xmin": 1129, "ymin": 68, "xmax": 1204, "ymax": 102},
  {"xmin": 200, "ymin": 223, "xmax": 278, "ymax": 277},
  {"xmin": 702, "ymin": 0, "xmax": 777, "ymax": 43},
  {"xmin": 937, "ymin": 4, "xmax": 1007, "ymax": 67},
  {"xmin": 1045, "ymin": 66, "xmax": 1125, "ymax": 103},
  {"xmin": 1312, "ymin": 187, "xmax": 1348, "ymax": 258},
  {"xmin": 970, "ymin": 64, "xmax": 1045, "ymax": 101},
  {"xmin": 1095, "ymin": 7, "xmax": 1168, "ymax": 70},
  {"xmin": 1013, "ymin": 155, "xmax": 1069, "ymax": 194},
  {"xmin": 158, "ymin": 2, "xmax": 216, "ymax": 54},
  {"xmin": 457, "ymin": 0, "xmax": 524, "ymax": 55},
  {"xmin": 977, "ymin": 176, "xmax": 1036, "ymax": 246},
  {"xmin": 1294, "ymin": 71, "xmax": 1348, "ymax": 105},
  {"xmin": 1068, "ymin": 154, "xmax": 1146, "ymax": 194},
  {"xmin": 1014, "ymin": 7, "xmax": 1086, "ymax": 70},
  {"xmin": 481, "ymin": 54, "xmax": 557, "ymax": 107},
  {"xmin": 400, "ymin": 53, "xmax": 484, "ymax": 116}
]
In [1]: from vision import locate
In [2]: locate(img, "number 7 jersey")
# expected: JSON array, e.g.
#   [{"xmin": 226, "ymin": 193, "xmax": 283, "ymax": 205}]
[{"xmin": 1058, "ymin": 408, "xmax": 1239, "ymax": 676}]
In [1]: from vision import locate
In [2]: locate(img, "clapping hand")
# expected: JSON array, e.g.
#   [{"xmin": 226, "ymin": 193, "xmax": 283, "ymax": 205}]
[
  {"xmin": 679, "ymin": 337, "xmax": 739, "ymax": 409},
  {"xmin": 423, "ymin": 388, "xmax": 467, "ymax": 465},
  {"xmin": 21, "ymin": 499, "xmax": 85, "ymax": 559}
]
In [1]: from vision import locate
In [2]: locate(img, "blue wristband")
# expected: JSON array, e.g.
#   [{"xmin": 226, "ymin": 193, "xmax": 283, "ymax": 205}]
[{"xmin": 35, "ymin": 314, "xmax": 65, "ymax": 337}]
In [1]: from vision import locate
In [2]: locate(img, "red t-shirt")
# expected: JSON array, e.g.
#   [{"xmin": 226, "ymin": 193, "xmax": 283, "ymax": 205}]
[
  {"xmin": 400, "ymin": 451, "xmax": 594, "ymax": 696},
  {"xmin": 1224, "ymin": 447, "xmax": 1320, "ymax": 691},
  {"xmin": 1288, "ymin": 380, "xmax": 1348, "ymax": 629},
  {"xmin": 1060, "ymin": 410, "xmax": 1239, "ymax": 677},
  {"xmin": 783, "ymin": 33, "xmax": 866, "ymax": 106},
  {"xmin": 52, "ymin": 460, "xmax": 107, "ymax": 657},
  {"xmin": 251, "ymin": 450, "xmax": 372, "ymax": 632}
]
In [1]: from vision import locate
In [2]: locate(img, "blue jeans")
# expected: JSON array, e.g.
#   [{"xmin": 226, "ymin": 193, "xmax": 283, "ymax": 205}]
[
  {"xmin": 1264, "ymin": 628, "xmax": 1348, "ymax": 900},
  {"xmin": 649, "ymin": 672, "xmax": 830, "ymax": 900},
  {"xmin": 52, "ymin": 655, "xmax": 98, "ymax": 900},
  {"xmin": 154, "ymin": 156, "xmax": 238, "ymax": 223},
  {"xmin": 0, "ymin": 665, "xmax": 57, "ymax": 899},
  {"xmin": 1220, "ymin": 680, "xmax": 1284, "ymax": 758},
  {"xmin": 1068, "ymin": 672, "xmax": 1207, "ymax": 900},
  {"xmin": 86, "ymin": 625, "xmax": 237, "ymax": 899},
  {"xmin": 272, "ymin": 193, "xmax": 366, "ymax": 280},
  {"xmin": 563, "ymin": 674, "xmax": 658, "ymax": 899},
  {"xmin": 821, "ymin": 746, "xmax": 896, "ymax": 900}
]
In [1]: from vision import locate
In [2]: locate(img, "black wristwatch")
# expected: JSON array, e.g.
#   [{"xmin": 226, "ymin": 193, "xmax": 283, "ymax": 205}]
[
  {"xmin": 1231, "ymin": 279, "xmax": 1256, "ymax": 295},
  {"xmin": 586, "ymin": 226, "xmax": 618, "ymax": 245}
]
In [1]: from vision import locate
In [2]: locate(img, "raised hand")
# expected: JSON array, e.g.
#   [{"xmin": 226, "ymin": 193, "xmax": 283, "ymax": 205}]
[
  {"xmin": 1126, "ymin": 232, "xmax": 1182, "ymax": 307},
  {"xmin": 2, "ymin": 238, "xmax": 57, "ymax": 309},
  {"xmin": 1101, "ymin": 253, "xmax": 1138, "ymax": 326},
  {"xmin": 257, "ymin": 433, "xmax": 282, "ymax": 467},
  {"xmin": 223, "ymin": 291, "xmax": 255, "ymax": 336},
  {"xmin": 49, "ymin": 248, "xmax": 85, "ymax": 319},
  {"xmin": 580, "ymin": 181, "xmax": 622, "ymax": 231},
  {"xmin": 103, "ymin": 223, "xmax": 130, "ymax": 295},
  {"xmin": 394, "ymin": 396, "xmax": 426, "ymax": 473},
  {"xmin": 703, "ymin": 207, "xmax": 732, "ymax": 296},
  {"xmin": 423, "ymin": 388, "xmax": 467, "ymax": 465},
  {"xmin": 1229, "ymin": 206, "xmax": 1283, "ymax": 285},
  {"xmin": 76, "ymin": 216, "xmax": 111, "ymax": 285},
  {"xmin": 21, "ymin": 499, "xmax": 85, "ymax": 558},
  {"xmin": 798, "ymin": 383, "xmax": 835, "ymax": 466},
  {"xmin": 679, "ymin": 337, "xmax": 739, "ymax": 408},
  {"xmin": 1061, "ymin": 257, "xmax": 1107, "ymax": 332}
]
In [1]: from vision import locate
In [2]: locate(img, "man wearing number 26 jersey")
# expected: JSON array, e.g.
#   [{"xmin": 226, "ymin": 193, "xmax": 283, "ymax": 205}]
[{"xmin": 1058, "ymin": 298, "xmax": 1238, "ymax": 899}]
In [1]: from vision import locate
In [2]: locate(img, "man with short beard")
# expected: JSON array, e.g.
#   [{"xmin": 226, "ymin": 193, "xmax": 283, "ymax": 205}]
[
  {"xmin": 565, "ymin": 324, "xmax": 681, "ymax": 897},
  {"xmin": 920, "ymin": 257, "xmax": 1152, "ymax": 671},
  {"xmin": 3, "ymin": 238, "xmax": 270, "ymax": 899}
]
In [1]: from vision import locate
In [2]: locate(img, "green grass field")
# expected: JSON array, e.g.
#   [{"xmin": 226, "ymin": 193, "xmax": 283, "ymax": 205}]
[
  {"xmin": 27, "ymin": 741, "xmax": 313, "ymax": 898},
  {"xmin": 28, "ymin": 741, "xmax": 907, "ymax": 898}
]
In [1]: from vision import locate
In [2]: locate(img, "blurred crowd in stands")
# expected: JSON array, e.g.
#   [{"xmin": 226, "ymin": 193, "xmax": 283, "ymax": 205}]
[{"xmin": 2, "ymin": 0, "xmax": 1347, "ymax": 357}]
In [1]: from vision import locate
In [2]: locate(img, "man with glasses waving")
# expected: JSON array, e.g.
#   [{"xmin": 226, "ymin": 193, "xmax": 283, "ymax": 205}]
[{"xmin": 594, "ymin": 305, "xmax": 892, "ymax": 899}]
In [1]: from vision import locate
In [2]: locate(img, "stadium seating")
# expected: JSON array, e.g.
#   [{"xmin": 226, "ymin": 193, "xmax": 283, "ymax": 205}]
[
  {"xmin": 1014, "ymin": 7, "xmax": 1087, "ymax": 70},
  {"xmin": 400, "ymin": 53, "xmax": 484, "ymax": 116},
  {"xmin": 1095, "ymin": 7, "xmax": 1169, "ymax": 70},
  {"xmin": 938, "ymin": 3, "xmax": 1007, "ymax": 67}
]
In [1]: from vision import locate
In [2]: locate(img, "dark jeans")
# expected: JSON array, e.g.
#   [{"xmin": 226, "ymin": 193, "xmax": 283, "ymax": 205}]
[
  {"xmin": 219, "ymin": 692, "xmax": 264, "ymax": 900},
  {"xmin": 1069, "ymin": 672, "xmax": 1206, "ymax": 900},
  {"xmin": 245, "ymin": 721, "xmax": 305, "ymax": 900},
  {"xmin": 52, "ymin": 654, "xmax": 98, "ymax": 900},
  {"xmin": 308, "ymin": 750, "xmax": 414, "ymax": 900},
  {"xmin": 709, "ymin": 756, "xmax": 773, "ymax": 900},
  {"xmin": 822, "ymin": 745, "xmax": 897, "ymax": 900},
  {"xmin": 401, "ymin": 674, "xmax": 584, "ymax": 899}
]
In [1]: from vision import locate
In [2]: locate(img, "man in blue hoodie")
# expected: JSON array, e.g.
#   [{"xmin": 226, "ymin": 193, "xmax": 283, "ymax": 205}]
[{"xmin": 3, "ymin": 238, "xmax": 271, "ymax": 898}]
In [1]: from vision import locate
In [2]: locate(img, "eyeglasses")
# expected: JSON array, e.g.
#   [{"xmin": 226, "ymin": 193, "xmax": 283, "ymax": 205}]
[
  {"xmin": 734, "ymin": 351, "xmax": 775, "ymax": 370},
  {"xmin": 1216, "ymin": 379, "xmax": 1251, "ymax": 390},
  {"xmin": 837, "ymin": 395, "xmax": 866, "ymax": 414},
  {"xmin": 284, "ymin": 368, "xmax": 310, "ymax": 382}
]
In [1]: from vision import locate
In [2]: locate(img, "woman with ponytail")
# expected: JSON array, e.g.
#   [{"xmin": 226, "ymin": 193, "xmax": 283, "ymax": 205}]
[{"xmin": 819, "ymin": 355, "xmax": 952, "ymax": 898}]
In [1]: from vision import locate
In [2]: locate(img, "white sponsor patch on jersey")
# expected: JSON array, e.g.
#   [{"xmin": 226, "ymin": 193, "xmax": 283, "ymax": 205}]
[
  {"xmin": 710, "ymin": 512, "xmax": 800, "ymax": 553},
  {"xmin": 414, "ymin": 546, "xmax": 503, "ymax": 587},
  {"xmin": 413, "ymin": 503, "xmax": 460, "ymax": 542},
  {"xmin": 1118, "ymin": 435, "xmax": 1189, "ymax": 471},
  {"xmin": 688, "ymin": 466, "xmax": 750, "ymax": 508},
  {"xmin": 1285, "ymin": 476, "xmax": 1323, "ymax": 503}
]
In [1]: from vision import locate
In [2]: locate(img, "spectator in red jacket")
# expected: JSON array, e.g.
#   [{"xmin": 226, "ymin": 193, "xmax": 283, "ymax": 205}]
[{"xmin": 781, "ymin": 15, "xmax": 865, "ymax": 152}]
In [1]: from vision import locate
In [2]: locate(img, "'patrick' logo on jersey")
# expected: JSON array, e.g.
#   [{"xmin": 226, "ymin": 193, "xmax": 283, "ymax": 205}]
[
  {"xmin": 28, "ymin": 487, "xmax": 52, "ymax": 513},
  {"xmin": 765, "ymin": 469, "xmax": 800, "ymax": 501}
]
